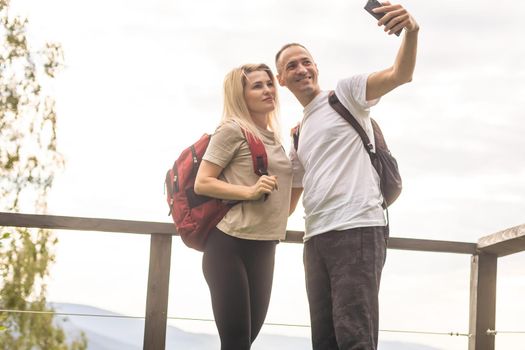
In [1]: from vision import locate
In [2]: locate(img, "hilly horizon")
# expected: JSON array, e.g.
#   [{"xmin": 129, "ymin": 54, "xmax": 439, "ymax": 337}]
[{"xmin": 52, "ymin": 302, "xmax": 443, "ymax": 349}]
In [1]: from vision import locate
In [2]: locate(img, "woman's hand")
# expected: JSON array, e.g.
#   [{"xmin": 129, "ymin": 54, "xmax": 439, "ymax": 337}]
[{"xmin": 248, "ymin": 175, "xmax": 278, "ymax": 200}]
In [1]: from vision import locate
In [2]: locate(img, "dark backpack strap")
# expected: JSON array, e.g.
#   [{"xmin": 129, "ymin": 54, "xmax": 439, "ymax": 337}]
[
  {"xmin": 328, "ymin": 91, "xmax": 398, "ymax": 211},
  {"xmin": 370, "ymin": 118, "xmax": 389, "ymax": 151},
  {"xmin": 291, "ymin": 124, "xmax": 300, "ymax": 151},
  {"xmin": 241, "ymin": 129, "xmax": 268, "ymax": 176},
  {"xmin": 328, "ymin": 91, "xmax": 374, "ymax": 156}
]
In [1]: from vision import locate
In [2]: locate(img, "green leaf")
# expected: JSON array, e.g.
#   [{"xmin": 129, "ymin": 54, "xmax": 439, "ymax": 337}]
[{"xmin": 0, "ymin": 2, "xmax": 82, "ymax": 349}]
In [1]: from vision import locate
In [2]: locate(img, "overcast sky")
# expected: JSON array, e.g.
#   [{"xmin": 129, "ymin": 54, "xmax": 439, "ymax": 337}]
[{"xmin": 10, "ymin": 0, "xmax": 525, "ymax": 348}]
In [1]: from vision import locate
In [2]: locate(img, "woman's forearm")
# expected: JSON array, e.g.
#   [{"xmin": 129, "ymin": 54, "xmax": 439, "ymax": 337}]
[{"xmin": 194, "ymin": 176, "xmax": 254, "ymax": 201}]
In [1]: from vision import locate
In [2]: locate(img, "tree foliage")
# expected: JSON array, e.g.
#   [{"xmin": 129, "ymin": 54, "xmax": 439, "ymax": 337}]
[{"xmin": 0, "ymin": 1, "xmax": 86, "ymax": 348}]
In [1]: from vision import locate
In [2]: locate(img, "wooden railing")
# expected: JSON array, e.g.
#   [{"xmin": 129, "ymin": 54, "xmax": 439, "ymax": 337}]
[{"xmin": 1, "ymin": 211, "xmax": 524, "ymax": 350}]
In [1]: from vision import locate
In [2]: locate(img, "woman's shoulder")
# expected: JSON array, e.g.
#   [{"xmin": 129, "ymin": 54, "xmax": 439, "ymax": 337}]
[
  {"xmin": 211, "ymin": 120, "xmax": 245, "ymax": 146},
  {"xmin": 215, "ymin": 120, "xmax": 243, "ymax": 135}
]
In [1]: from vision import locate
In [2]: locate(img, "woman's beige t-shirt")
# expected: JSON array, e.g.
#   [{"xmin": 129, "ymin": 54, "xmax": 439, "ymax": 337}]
[{"xmin": 202, "ymin": 121, "xmax": 292, "ymax": 241}]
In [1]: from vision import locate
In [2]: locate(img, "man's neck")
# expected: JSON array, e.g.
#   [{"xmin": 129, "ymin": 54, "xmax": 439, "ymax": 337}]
[{"xmin": 296, "ymin": 89, "xmax": 321, "ymax": 107}]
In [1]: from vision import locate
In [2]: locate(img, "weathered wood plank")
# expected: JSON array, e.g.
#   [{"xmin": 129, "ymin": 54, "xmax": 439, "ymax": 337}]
[
  {"xmin": 1, "ymin": 212, "xmax": 479, "ymax": 254},
  {"xmin": 143, "ymin": 234, "xmax": 172, "ymax": 350},
  {"xmin": 477, "ymin": 224, "xmax": 525, "ymax": 257},
  {"xmin": 284, "ymin": 230, "xmax": 304, "ymax": 243},
  {"xmin": 0, "ymin": 212, "xmax": 177, "ymax": 235},
  {"xmin": 287, "ymin": 229, "xmax": 476, "ymax": 254},
  {"xmin": 469, "ymin": 253, "xmax": 497, "ymax": 350},
  {"xmin": 388, "ymin": 237, "xmax": 477, "ymax": 254}
]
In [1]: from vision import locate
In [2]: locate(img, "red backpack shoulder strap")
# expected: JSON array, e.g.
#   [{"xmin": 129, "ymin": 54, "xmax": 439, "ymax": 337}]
[{"xmin": 241, "ymin": 129, "xmax": 268, "ymax": 176}]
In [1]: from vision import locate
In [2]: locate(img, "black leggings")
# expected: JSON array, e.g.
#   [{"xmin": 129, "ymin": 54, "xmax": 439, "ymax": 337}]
[{"xmin": 202, "ymin": 228, "xmax": 277, "ymax": 350}]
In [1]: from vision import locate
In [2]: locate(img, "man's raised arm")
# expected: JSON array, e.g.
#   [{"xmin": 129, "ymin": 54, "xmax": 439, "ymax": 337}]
[{"xmin": 366, "ymin": 2, "xmax": 419, "ymax": 101}]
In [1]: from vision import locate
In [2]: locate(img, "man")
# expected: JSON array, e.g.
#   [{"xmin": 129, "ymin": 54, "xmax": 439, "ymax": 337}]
[{"xmin": 277, "ymin": 3, "xmax": 419, "ymax": 350}]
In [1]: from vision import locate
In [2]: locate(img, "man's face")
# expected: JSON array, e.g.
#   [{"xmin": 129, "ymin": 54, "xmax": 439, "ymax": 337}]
[{"xmin": 277, "ymin": 45, "xmax": 320, "ymax": 103}]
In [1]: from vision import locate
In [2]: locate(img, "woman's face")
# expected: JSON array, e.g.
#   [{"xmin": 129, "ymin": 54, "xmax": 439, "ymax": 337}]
[{"xmin": 243, "ymin": 70, "xmax": 276, "ymax": 117}]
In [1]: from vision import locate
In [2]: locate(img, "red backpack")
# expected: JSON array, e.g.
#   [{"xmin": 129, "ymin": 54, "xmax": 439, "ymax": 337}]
[{"xmin": 165, "ymin": 129, "xmax": 267, "ymax": 251}]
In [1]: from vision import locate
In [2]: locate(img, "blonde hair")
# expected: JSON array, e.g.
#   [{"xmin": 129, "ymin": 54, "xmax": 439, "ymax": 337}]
[{"xmin": 221, "ymin": 63, "xmax": 281, "ymax": 144}]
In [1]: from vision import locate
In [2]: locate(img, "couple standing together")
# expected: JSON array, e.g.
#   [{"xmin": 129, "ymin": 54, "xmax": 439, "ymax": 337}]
[{"xmin": 193, "ymin": 3, "xmax": 419, "ymax": 350}]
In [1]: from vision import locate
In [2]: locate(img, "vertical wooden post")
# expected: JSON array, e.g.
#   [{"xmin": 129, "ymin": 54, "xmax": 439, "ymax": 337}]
[
  {"xmin": 143, "ymin": 233, "xmax": 172, "ymax": 350},
  {"xmin": 469, "ymin": 253, "xmax": 497, "ymax": 350}
]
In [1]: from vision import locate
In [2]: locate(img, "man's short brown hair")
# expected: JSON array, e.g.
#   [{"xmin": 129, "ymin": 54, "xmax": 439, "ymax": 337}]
[{"xmin": 275, "ymin": 43, "xmax": 309, "ymax": 73}]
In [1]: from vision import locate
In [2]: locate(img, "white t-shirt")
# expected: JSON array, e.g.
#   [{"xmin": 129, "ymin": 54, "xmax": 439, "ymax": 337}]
[{"xmin": 290, "ymin": 74, "xmax": 386, "ymax": 241}]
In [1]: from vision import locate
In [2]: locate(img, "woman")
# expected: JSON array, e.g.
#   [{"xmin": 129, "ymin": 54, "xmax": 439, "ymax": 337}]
[{"xmin": 194, "ymin": 63, "xmax": 293, "ymax": 349}]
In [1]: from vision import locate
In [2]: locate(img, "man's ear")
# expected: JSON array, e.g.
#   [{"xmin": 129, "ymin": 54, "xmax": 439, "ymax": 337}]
[{"xmin": 277, "ymin": 73, "xmax": 286, "ymax": 87}]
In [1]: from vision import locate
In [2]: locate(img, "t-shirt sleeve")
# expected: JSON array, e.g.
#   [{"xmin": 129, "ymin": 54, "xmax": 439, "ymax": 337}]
[
  {"xmin": 289, "ymin": 142, "xmax": 304, "ymax": 188},
  {"xmin": 202, "ymin": 122, "xmax": 244, "ymax": 168},
  {"xmin": 335, "ymin": 74, "xmax": 380, "ymax": 114}
]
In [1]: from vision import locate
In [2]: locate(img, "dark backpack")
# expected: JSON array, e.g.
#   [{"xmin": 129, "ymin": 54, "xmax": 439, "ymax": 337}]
[{"xmin": 165, "ymin": 129, "xmax": 267, "ymax": 251}]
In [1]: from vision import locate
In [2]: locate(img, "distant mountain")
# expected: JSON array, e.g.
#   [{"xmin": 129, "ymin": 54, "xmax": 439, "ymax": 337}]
[{"xmin": 52, "ymin": 303, "xmax": 442, "ymax": 350}]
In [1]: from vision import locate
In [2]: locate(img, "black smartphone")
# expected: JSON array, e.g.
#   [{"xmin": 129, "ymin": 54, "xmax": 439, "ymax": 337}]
[{"xmin": 364, "ymin": 0, "xmax": 402, "ymax": 37}]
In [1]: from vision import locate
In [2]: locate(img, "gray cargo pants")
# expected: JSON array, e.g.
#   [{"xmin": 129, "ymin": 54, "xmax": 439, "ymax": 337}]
[{"xmin": 304, "ymin": 226, "xmax": 388, "ymax": 350}]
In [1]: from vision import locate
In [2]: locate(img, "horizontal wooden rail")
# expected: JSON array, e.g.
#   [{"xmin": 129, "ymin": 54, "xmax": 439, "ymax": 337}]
[
  {"xmin": 0, "ymin": 212, "xmax": 176, "ymax": 235},
  {"xmin": 283, "ymin": 229, "xmax": 478, "ymax": 254},
  {"xmin": 388, "ymin": 237, "xmax": 477, "ymax": 255},
  {"xmin": 0, "ymin": 212, "xmax": 478, "ymax": 254}
]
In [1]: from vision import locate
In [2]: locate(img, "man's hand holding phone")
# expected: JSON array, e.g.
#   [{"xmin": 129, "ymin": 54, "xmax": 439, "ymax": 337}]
[{"xmin": 364, "ymin": 1, "xmax": 419, "ymax": 37}]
